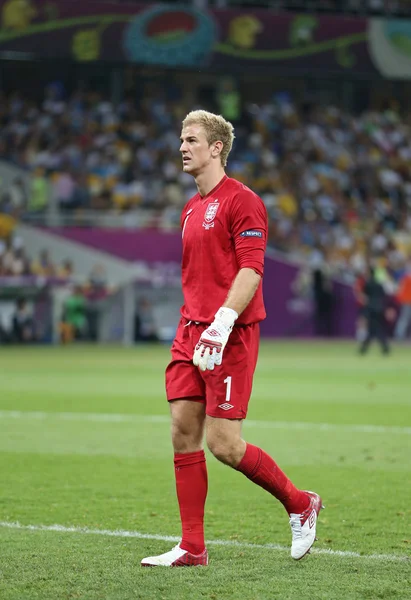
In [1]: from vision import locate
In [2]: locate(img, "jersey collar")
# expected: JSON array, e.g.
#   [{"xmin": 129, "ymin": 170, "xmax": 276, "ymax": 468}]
[{"xmin": 199, "ymin": 175, "xmax": 228, "ymax": 202}]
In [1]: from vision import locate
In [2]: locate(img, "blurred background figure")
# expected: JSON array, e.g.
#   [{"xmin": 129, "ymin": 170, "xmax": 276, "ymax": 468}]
[
  {"xmin": 59, "ymin": 284, "xmax": 87, "ymax": 344},
  {"xmin": 12, "ymin": 298, "xmax": 36, "ymax": 343},
  {"xmin": 353, "ymin": 268, "xmax": 367, "ymax": 342},
  {"xmin": 134, "ymin": 297, "xmax": 159, "ymax": 343},
  {"xmin": 359, "ymin": 265, "xmax": 390, "ymax": 355},
  {"xmin": 31, "ymin": 248, "xmax": 55, "ymax": 277},
  {"xmin": 1, "ymin": 176, "xmax": 27, "ymax": 217},
  {"xmin": 311, "ymin": 251, "xmax": 334, "ymax": 337},
  {"xmin": 58, "ymin": 259, "xmax": 74, "ymax": 280},
  {"xmin": 215, "ymin": 77, "xmax": 242, "ymax": 125},
  {"xmin": 83, "ymin": 264, "xmax": 112, "ymax": 341},
  {"xmin": 394, "ymin": 259, "xmax": 411, "ymax": 341},
  {"xmin": 29, "ymin": 168, "xmax": 49, "ymax": 214}
]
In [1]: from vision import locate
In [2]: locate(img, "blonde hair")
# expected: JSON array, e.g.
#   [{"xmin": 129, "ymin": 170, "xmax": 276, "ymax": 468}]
[{"xmin": 182, "ymin": 110, "xmax": 235, "ymax": 167}]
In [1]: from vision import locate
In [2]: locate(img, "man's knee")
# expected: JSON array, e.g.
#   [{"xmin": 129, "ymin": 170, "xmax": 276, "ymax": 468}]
[
  {"xmin": 206, "ymin": 426, "xmax": 245, "ymax": 467},
  {"xmin": 170, "ymin": 399, "xmax": 205, "ymax": 452}
]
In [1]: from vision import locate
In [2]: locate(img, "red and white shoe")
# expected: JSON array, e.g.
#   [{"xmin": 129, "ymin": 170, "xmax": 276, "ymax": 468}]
[
  {"xmin": 141, "ymin": 543, "xmax": 208, "ymax": 567},
  {"xmin": 289, "ymin": 491, "xmax": 324, "ymax": 560}
]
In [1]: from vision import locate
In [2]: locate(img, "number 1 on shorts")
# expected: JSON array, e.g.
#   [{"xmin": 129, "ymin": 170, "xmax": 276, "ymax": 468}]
[{"xmin": 224, "ymin": 376, "xmax": 232, "ymax": 402}]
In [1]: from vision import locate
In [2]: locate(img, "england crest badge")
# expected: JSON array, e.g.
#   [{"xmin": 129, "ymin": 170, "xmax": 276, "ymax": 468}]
[{"xmin": 203, "ymin": 200, "xmax": 219, "ymax": 230}]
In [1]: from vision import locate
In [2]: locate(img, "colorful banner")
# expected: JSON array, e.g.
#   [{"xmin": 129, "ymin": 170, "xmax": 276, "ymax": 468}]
[{"xmin": 1, "ymin": 1, "xmax": 410, "ymax": 76}]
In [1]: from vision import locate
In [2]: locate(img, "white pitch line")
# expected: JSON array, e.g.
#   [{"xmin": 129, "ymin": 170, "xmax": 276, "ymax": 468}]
[
  {"xmin": 0, "ymin": 521, "xmax": 408, "ymax": 563},
  {"xmin": 0, "ymin": 410, "xmax": 410, "ymax": 435}
]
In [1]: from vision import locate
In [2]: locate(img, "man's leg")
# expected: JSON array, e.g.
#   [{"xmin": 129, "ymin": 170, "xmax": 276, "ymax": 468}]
[
  {"xmin": 206, "ymin": 417, "xmax": 309, "ymax": 513},
  {"xmin": 375, "ymin": 318, "xmax": 390, "ymax": 355},
  {"xmin": 141, "ymin": 399, "xmax": 208, "ymax": 567},
  {"xmin": 359, "ymin": 332, "xmax": 372, "ymax": 354},
  {"xmin": 206, "ymin": 417, "xmax": 323, "ymax": 559},
  {"xmin": 359, "ymin": 317, "xmax": 373, "ymax": 354},
  {"xmin": 405, "ymin": 305, "xmax": 411, "ymax": 339},
  {"xmin": 200, "ymin": 323, "xmax": 322, "ymax": 559},
  {"xmin": 356, "ymin": 314, "xmax": 367, "ymax": 342},
  {"xmin": 141, "ymin": 320, "xmax": 209, "ymax": 567},
  {"xmin": 394, "ymin": 305, "xmax": 408, "ymax": 339},
  {"xmin": 171, "ymin": 400, "xmax": 207, "ymax": 555},
  {"xmin": 395, "ymin": 305, "xmax": 411, "ymax": 340}
]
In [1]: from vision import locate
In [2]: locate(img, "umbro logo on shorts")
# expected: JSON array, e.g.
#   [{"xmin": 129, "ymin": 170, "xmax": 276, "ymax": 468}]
[{"xmin": 218, "ymin": 403, "xmax": 234, "ymax": 411}]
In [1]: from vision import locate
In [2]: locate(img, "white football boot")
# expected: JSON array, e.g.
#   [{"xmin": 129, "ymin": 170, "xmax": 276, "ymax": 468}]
[
  {"xmin": 289, "ymin": 491, "xmax": 324, "ymax": 560},
  {"xmin": 141, "ymin": 543, "xmax": 208, "ymax": 567}
]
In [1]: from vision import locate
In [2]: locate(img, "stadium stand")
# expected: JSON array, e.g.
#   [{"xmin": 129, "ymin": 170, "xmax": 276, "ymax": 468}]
[{"xmin": 1, "ymin": 85, "xmax": 410, "ymax": 285}]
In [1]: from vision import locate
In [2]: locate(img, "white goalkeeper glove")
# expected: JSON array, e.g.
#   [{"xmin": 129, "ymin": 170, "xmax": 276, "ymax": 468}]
[{"xmin": 193, "ymin": 307, "xmax": 238, "ymax": 372}]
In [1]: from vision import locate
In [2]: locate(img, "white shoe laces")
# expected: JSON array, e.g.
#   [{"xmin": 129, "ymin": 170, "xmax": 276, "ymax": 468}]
[{"xmin": 289, "ymin": 514, "xmax": 302, "ymax": 540}]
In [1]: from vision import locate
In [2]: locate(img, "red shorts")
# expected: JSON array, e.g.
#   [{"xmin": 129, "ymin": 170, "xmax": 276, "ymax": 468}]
[{"xmin": 165, "ymin": 318, "xmax": 260, "ymax": 419}]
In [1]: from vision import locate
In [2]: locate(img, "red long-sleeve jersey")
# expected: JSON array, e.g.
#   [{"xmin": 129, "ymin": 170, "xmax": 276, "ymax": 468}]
[{"xmin": 180, "ymin": 175, "xmax": 267, "ymax": 325}]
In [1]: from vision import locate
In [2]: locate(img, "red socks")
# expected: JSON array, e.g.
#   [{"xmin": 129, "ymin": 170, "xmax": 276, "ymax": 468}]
[
  {"xmin": 174, "ymin": 444, "xmax": 308, "ymax": 552},
  {"xmin": 174, "ymin": 450, "xmax": 208, "ymax": 554},
  {"xmin": 236, "ymin": 443, "xmax": 309, "ymax": 515}
]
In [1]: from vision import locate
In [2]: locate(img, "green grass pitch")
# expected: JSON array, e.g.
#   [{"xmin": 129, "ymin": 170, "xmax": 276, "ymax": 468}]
[{"xmin": 0, "ymin": 341, "xmax": 410, "ymax": 599}]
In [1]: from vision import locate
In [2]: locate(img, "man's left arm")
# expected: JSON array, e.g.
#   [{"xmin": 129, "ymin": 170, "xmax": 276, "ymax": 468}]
[
  {"xmin": 223, "ymin": 267, "xmax": 261, "ymax": 315},
  {"xmin": 193, "ymin": 191, "xmax": 267, "ymax": 372}
]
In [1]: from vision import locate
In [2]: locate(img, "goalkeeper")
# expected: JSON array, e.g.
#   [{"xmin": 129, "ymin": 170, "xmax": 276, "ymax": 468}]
[{"xmin": 142, "ymin": 110, "xmax": 323, "ymax": 568}]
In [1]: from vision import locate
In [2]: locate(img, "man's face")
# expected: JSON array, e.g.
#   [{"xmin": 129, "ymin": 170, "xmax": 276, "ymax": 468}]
[{"xmin": 180, "ymin": 124, "xmax": 216, "ymax": 176}]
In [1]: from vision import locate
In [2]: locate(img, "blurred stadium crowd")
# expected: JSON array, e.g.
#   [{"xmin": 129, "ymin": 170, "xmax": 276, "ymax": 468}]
[{"xmin": 1, "ymin": 83, "xmax": 411, "ymax": 288}]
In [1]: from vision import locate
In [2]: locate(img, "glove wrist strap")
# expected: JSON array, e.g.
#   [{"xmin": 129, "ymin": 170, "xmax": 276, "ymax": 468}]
[{"xmin": 214, "ymin": 306, "xmax": 238, "ymax": 330}]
